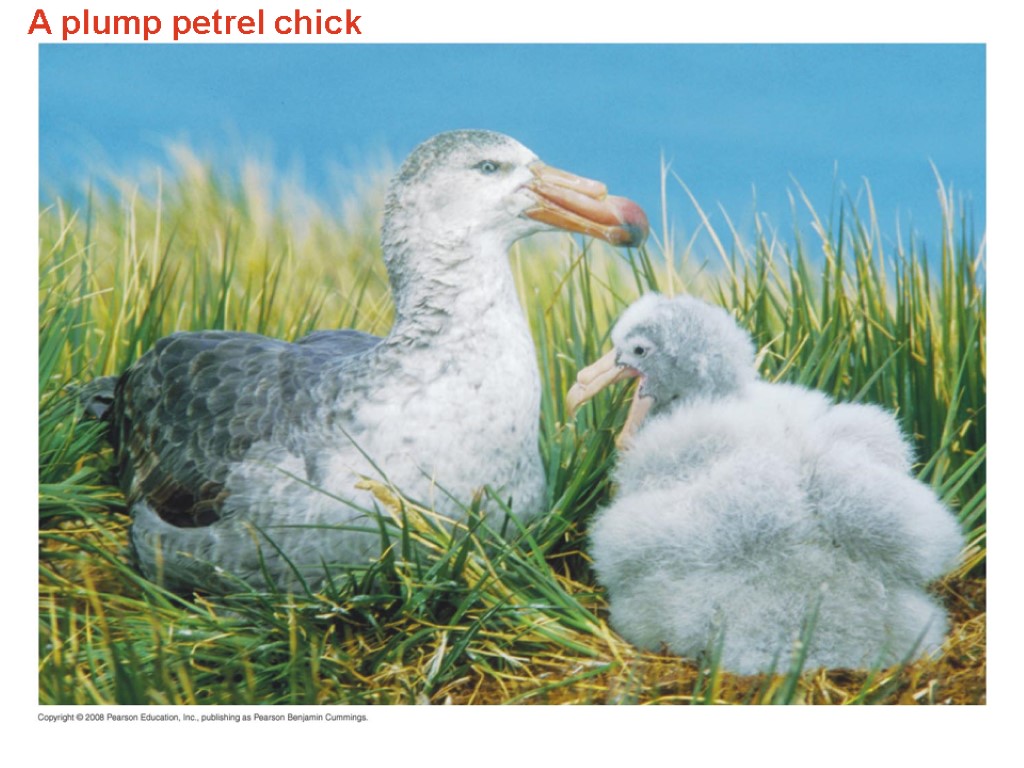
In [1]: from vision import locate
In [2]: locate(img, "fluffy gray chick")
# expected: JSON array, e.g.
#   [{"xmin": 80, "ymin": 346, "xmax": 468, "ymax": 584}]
[{"xmin": 571, "ymin": 293, "xmax": 964, "ymax": 674}]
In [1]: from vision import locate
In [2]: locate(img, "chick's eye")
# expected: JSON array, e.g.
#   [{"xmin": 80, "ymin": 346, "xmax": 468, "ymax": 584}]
[
  {"xmin": 633, "ymin": 345, "xmax": 647, "ymax": 357},
  {"xmin": 476, "ymin": 160, "xmax": 500, "ymax": 174}
]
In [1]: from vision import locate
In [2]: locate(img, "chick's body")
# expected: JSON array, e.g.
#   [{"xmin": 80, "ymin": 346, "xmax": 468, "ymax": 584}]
[{"xmin": 582, "ymin": 295, "xmax": 963, "ymax": 673}]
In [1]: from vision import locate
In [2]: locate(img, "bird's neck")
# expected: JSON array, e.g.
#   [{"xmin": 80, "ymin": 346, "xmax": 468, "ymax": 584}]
[
  {"xmin": 382, "ymin": 230, "xmax": 528, "ymax": 348},
  {"xmin": 658, "ymin": 380, "xmax": 751, "ymax": 417}
]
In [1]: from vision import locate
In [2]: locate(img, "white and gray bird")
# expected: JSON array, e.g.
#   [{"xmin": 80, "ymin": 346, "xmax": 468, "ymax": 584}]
[
  {"xmin": 568, "ymin": 293, "xmax": 963, "ymax": 674},
  {"xmin": 83, "ymin": 130, "xmax": 648, "ymax": 593}
]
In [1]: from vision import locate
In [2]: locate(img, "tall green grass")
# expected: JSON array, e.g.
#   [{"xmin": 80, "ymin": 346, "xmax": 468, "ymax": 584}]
[{"xmin": 38, "ymin": 152, "xmax": 985, "ymax": 704}]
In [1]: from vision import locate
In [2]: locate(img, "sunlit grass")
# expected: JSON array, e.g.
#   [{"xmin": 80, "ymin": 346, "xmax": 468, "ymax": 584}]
[{"xmin": 38, "ymin": 150, "xmax": 985, "ymax": 704}]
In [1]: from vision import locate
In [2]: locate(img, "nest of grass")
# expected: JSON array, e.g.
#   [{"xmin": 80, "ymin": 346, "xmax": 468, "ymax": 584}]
[
  {"xmin": 437, "ymin": 577, "xmax": 985, "ymax": 705},
  {"xmin": 39, "ymin": 483, "xmax": 985, "ymax": 706}
]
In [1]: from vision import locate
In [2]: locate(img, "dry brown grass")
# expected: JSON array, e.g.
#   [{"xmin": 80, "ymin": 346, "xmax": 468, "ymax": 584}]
[{"xmin": 432, "ymin": 577, "xmax": 985, "ymax": 706}]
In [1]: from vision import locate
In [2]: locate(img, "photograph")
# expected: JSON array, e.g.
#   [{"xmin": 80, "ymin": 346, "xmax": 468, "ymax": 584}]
[{"xmin": 37, "ymin": 39, "xmax": 988, "ymax": 708}]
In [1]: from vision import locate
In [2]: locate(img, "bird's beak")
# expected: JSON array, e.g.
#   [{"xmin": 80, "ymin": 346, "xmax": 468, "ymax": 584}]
[
  {"xmin": 566, "ymin": 349, "xmax": 653, "ymax": 449},
  {"xmin": 524, "ymin": 162, "xmax": 648, "ymax": 247}
]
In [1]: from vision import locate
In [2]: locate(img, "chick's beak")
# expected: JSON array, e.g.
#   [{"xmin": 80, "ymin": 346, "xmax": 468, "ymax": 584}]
[
  {"xmin": 525, "ymin": 162, "xmax": 648, "ymax": 247},
  {"xmin": 566, "ymin": 349, "xmax": 654, "ymax": 449},
  {"xmin": 567, "ymin": 350, "xmax": 636, "ymax": 415}
]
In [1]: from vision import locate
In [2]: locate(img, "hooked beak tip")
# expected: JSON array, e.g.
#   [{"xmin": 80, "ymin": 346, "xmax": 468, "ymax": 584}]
[{"xmin": 525, "ymin": 163, "xmax": 648, "ymax": 247}]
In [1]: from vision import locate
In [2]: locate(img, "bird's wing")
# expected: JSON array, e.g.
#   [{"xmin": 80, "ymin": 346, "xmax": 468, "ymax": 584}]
[
  {"xmin": 112, "ymin": 329, "xmax": 381, "ymax": 527},
  {"xmin": 816, "ymin": 401, "xmax": 914, "ymax": 471},
  {"xmin": 295, "ymin": 328, "xmax": 382, "ymax": 356},
  {"xmin": 806, "ymin": 434, "xmax": 958, "ymax": 581}
]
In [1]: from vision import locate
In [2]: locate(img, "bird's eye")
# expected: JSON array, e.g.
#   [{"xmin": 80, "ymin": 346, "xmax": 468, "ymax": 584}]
[
  {"xmin": 633, "ymin": 345, "xmax": 647, "ymax": 357},
  {"xmin": 476, "ymin": 160, "xmax": 500, "ymax": 174}
]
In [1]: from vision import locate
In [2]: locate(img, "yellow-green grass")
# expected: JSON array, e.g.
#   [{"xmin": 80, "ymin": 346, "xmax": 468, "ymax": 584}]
[{"xmin": 39, "ymin": 151, "xmax": 985, "ymax": 704}]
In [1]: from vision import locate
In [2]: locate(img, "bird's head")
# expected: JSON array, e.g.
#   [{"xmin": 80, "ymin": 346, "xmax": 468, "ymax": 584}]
[
  {"xmin": 383, "ymin": 130, "xmax": 648, "ymax": 253},
  {"xmin": 567, "ymin": 294, "xmax": 756, "ymax": 448}
]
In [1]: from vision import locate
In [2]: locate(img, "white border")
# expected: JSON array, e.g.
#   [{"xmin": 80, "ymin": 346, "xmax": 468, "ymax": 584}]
[{"xmin": 8, "ymin": 0, "xmax": 1018, "ymax": 761}]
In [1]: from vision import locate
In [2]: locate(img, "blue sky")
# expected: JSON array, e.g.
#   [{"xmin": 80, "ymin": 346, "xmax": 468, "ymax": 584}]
[{"xmin": 40, "ymin": 44, "xmax": 985, "ymax": 253}]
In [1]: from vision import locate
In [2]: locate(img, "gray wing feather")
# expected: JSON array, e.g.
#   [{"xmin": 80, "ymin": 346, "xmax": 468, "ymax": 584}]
[{"xmin": 110, "ymin": 328, "xmax": 381, "ymax": 527}]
